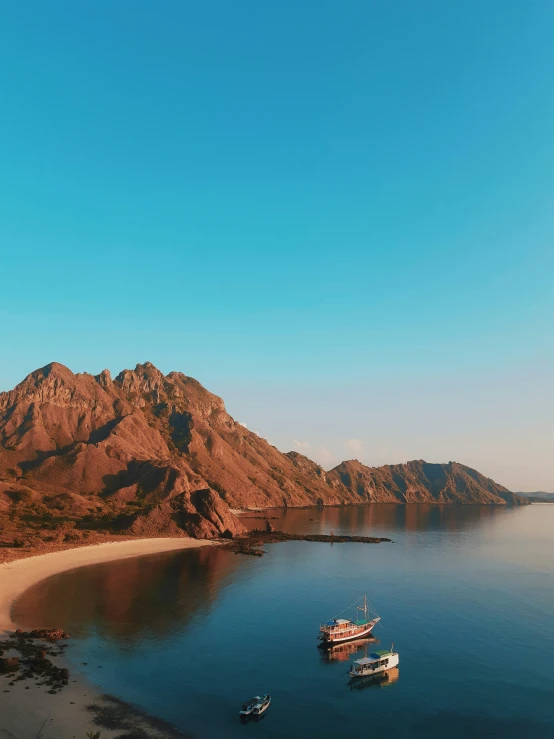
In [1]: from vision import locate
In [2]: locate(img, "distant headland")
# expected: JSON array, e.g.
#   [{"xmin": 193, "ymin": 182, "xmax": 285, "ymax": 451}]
[{"xmin": 0, "ymin": 362, "xmax": 528, "ymax": 560}]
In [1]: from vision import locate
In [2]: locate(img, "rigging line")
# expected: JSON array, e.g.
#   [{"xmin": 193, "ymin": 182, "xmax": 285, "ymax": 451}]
[
  {"xmin": 332, "ymin": 596, "xmax": 365, "ymax": 619},
  {"xmin": 333, "ymin": 595, "xmax": 370, "ymax": 620},
  {"xmin": 333, "ymin": 595, "xmax": 380, "ymax": 622}
]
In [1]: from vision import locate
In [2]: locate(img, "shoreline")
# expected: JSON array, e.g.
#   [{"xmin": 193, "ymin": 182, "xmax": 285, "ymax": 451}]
[
  {"xmin": 230, "ymin": 499, "xmax": 533, "ymax": 515},
  {"xmin": 0, "ymin": 537, "xmax": 217, "ymax": 633},
  {"xmin": 0, "ymin": 537, "xmax": 215, "ymax": 739}
]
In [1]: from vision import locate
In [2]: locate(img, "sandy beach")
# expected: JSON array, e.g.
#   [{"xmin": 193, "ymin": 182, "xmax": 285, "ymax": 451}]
[{"xmin": 0, "ymin": 537, "xmax": 216, "ymax": 739}]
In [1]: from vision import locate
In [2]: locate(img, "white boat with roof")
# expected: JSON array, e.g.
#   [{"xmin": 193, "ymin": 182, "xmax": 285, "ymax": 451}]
[
  {"xmin": 348, "ymin": 644, "xmax": 399, "ymax": 678},
  {"xmin": 319, "ymin": 596, "xmax": 380, "ymax": 645},
  {"xmin": 240, "ymin": 695, "xmax": 263, "ymax": 717},
  {"xmin": 252, "ymin": 693, "xmax": 271, "ymax": 717}
]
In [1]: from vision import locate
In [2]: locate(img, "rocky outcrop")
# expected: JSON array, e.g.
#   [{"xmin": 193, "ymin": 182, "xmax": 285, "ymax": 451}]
[
  {"xmin": 0, "ymin": 362, "xmax": 527, "ymax": 543},
  {"xmin": 127, "ymin": 489, "xmax": 246, "ymax": 539},
  {"xmin": 328, "ymin": 459, "xmax": 528, "ymax": 505}
]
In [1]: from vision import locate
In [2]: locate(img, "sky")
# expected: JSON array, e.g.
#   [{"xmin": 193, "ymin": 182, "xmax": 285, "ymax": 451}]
[{"xmin": 0, "ymin": 1, "xmax": 552, "ymax": 491}]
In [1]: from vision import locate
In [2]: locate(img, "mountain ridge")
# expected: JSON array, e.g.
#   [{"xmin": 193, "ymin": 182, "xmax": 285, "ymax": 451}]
[
  {"xmin": 0, "ymin": 362, "xmax": 528, "ymax": 547},
  {"xmin": 328, "ymin": 458, "xmax": 524, "ymax": 506}
]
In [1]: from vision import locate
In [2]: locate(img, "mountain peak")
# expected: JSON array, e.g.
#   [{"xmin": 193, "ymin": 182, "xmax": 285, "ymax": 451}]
[
  {"xmin": 0, "ymin": 362, "xmax": 528, "ymax": 547},
  {"xmin": 29, "ymin": 362, "xmax": 75, "ymax": 382},
  {"xmin": 135, "ymin": 361, "xmax": 161, "ymax": 373}
]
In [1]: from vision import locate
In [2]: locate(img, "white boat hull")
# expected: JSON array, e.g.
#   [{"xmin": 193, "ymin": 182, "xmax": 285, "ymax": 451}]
[
  {"xmin": 253, "ymin": 697, "xmax": 271, "ymax": 716},
  {"xmin": 349, "ymin": 653, "xmax": 399, "ymax": 678}
]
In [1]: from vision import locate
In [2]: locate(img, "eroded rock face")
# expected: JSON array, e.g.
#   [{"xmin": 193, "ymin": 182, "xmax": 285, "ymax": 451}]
[
  {"xmin": 0, "ymin": 362, "xmax": 360, "ymax": 539},
  {"xmin": 0, "ymin": 362, "xmax": 527, "ymax": 542},
  {"xmin": 327, "ymin": 459, "xmax": 527, "ymax": 505}
]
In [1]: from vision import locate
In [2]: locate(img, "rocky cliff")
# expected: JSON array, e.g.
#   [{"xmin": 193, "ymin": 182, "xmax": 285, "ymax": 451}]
[
  {"xmin": 328, "ymin": 459, "xmax": 525, "ymax": 505},
  {"xmin": 0, "ymin": 362, "xmax": 527, "ymax": 544}
]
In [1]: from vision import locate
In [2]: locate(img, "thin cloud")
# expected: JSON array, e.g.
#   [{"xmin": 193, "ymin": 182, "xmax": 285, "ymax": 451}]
[
  {"xmin": 293, "ymin": 440, "xmax": 311, "ymax": 450},
  {"xmin": 312, "ymin": 446, "xmax": 336, "ymax": 467},
  {"xmin": 345, "ymin": 438, "xmax": 363, "ymax": 455}
]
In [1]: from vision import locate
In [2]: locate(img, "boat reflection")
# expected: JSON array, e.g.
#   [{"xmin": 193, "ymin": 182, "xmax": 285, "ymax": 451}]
[
  {"xmin": 319, "ymin": 636, "xmax": 378, "ymax": 663},
  {"xmin": 349, "ymin": 666, "xmax": 399, "ymax": 691}
]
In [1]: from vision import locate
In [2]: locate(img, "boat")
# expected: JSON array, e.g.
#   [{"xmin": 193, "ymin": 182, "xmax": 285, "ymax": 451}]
[
  {"xmin": 348, "ymin": 644, "xmax": 399, "ymax": 678},
  {"xmin": 239, "ymin": 695, "xmax": 262, "ymax": 717},
  {"xmin": 252, "ymin": 693, "xmax": 271, "ymax": 717},
  {"xmin": 319, "ymin": 596, "xmax": 380, "ymax": 645}
]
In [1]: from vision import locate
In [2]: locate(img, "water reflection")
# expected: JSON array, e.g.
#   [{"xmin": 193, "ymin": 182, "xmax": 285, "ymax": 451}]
[
  {"xmin": 13, "ymin": 546, "xmax": 242, "ymax": 644},
  {"xmin": 349, "ymin": 666, "xmax": 399, "ymax": 691},
  {"xmin": 10, "ymin": 504, "xmax": 554, "ymax": 739},
  {"xmin": 241, "ymin": 503, "xmax": 517, "ymax": 536},
  {"xmin": 319, "ymin": 636, "xmax": 378, "ymax": 664}
]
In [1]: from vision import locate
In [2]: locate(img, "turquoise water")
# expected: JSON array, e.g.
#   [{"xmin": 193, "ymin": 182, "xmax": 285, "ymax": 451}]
[{"xmin": 15, "ymin": 505, "xmax": 554, "ymax": 738}]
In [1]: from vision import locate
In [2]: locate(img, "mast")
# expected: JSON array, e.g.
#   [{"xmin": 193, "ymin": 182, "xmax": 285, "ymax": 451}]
[{"xmin": 357, "ymin": 595, "xmax": 369, "ymax": 623}]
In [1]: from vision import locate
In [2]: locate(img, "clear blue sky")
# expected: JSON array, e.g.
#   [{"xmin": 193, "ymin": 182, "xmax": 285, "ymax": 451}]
[{"xmin": 1, "ymin": 1, "xmax": 552, "ymax": 489}]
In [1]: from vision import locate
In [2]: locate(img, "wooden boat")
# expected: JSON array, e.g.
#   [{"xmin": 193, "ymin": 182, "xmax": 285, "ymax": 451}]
[
  {"xmin": 319, "ymin": 596, "xmax": 380, "ymax": 645},
  {"xmin": 252, "ymin": 693, "xmax": 271, "ymax": 717},
  {"xmin": 348, "ymin": 644, "xmax": 399, "ymax": 678}
]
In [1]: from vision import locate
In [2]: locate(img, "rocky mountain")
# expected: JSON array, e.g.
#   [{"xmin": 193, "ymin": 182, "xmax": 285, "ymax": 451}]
[
  {"xmin": 328, "ymin": 459, "xmax": 526, "ymax": 505},
  {"xmin": 0, "ymin": 362, "xmax": 528, "ymax": 544}
]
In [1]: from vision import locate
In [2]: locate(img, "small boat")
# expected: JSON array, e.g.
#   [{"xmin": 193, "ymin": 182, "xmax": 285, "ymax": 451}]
[
  {"xmin": 319, "ymin": 596, "xmax": 380, "ymax": 645},
  {"xmin": 239, "ymin": 696, "xmax": 262, "ymax": 717},
  {"xmin": 349, "ymin": 644, "xmax": 399, "ymax": 678},
  {"xmin": 252, "ymin": 693, "xmax": 271, "ymax": 717}
]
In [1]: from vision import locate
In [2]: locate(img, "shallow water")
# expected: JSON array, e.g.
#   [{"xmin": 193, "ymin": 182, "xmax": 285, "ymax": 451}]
[{"xmin": 15, "ymin": 504, "xmax": 554, "ymax": 739}]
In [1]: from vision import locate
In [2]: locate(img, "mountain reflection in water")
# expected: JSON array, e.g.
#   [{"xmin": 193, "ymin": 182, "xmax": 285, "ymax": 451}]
[
  {"xmin": 11, "ymin": 504, "xmax": 554, "ymax": 739},
  {"xmin": 14, "ymin": 546, "xmax": 244, "ymax": 643},
  {"xmin": 240, "ymin": 502, "xmax": 516, "ymax": 536}
]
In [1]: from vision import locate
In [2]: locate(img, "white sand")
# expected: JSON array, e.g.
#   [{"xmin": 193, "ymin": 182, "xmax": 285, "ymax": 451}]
[{"xmin": 0, "ymin": 538, "xmax": 216, "ymax": 739}]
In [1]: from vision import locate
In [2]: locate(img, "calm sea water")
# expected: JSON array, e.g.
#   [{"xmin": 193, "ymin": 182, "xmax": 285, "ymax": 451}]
[{"xmin": 14, "ymin": 505, "xmax": 554, "ymax": 739}]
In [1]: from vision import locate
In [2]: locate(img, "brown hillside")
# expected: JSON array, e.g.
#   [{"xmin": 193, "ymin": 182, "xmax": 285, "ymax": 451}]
[
  {"xmin": 0, "ymin": 362, "xmax": 355, "ymax": 541},
  {"xmin": 0, "ymin": 362, "xmax": 527, "ymax": 550},
  {"xmin": 328, "ymin": 459, "xmax": 525, "ymax": 505}
]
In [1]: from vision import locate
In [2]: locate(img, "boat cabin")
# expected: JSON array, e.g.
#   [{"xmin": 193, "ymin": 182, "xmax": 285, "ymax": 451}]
[
  {"xmin": 240, "ymin": 697, "xmax": 260, "ymax": 714},
  {"xmin": 349, "ymin": 649, "xmax": 398, "ymax": 677},
  {"xmin": 320, "ymin": 618, "xmax": 367, "ymax": 639}
]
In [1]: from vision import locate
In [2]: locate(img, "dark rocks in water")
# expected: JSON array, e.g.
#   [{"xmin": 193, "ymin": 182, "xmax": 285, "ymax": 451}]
[
  {"xmin": 230, "ymin": 541, "xmax": 265, "ymax": 557},
  {"xmin": 250, "ymin": 529, "xmax": 391, "ymax": 544},
  {"xmin": 223, "ymin": 529, "xmax": 391, "ymax": 556},
  {"xmin": 265, "ymin": 519, "xmax": 274, "ymax": 533},
  {"xmin": 15, "ymin": 628, "xmax": 69, "ymax": 641}
]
